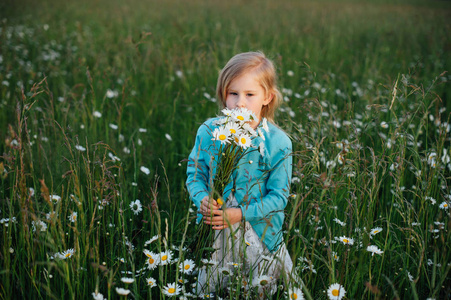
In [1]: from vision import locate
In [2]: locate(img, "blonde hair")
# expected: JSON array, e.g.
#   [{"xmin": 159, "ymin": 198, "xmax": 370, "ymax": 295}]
[{"xmin": 216, "ymin": 51, "xmax": 282, "ymax": 122}]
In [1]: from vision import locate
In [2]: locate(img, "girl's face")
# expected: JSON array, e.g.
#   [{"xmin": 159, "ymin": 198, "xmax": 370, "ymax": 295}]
[{"xmin": 225, "ymin": 71, "xmax": 273, "ymax": 128}]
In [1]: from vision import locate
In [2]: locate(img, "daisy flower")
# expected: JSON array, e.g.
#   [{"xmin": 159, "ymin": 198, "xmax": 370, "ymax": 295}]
[
  {"xmin": 218, "ymin": 267, "xmax": 231, "ymax": 276},
  {"xmin": 338, "ymin": 236, "xmax": 354, "ymax": 245},
  {"xmin": 332, "ymin": 251, "xmax": 339, "ymax": 261},
  {"xmin": 120, "ymin": 277, "xmax": 135, "ymax": 284},
  {"xmin": 202, "ymin": 258, "xmax": 218, "ymax": 266},
  {"xmin": 252, "ymin": 275, "xmax": 272, "ymax": 288},
  {"xmin": 327, "ymin": 283, "xmax": 346, "ymax": 300},
  {"xmin": 162, "ymin": 282, "xmax": 181, "ymax": 297},
  {"xmin": 380, "ymin": 121, "xmax": 389, "ymax": 129},
  {"xmin": 370, "ymin": 227, "xmax": 383, "ymax": 236},
  {"xmin": 439, "ymin": 202, "xmax": 449, "ymax": 209},
  {"xmin": 367, "ymin": 245, "xmax": 384, "ymax": 256},
  {"xmin": 129, "ymin": 199, "xmax": 142, "ymax": 215},
  {"xmin": 92, "ymin": 292, "xmax": 104, "ymax": 300},
  {"xmin": 50, "ymin": 194, "xmax": 61, "ymax": 202},
  {"xmin": 259, "ymin": 142, "xmax": 265, "ymax": 157},
  {"xmin": 146, "ymin": 277, "xmax": 156, "ymax": 287},
  {"xmin": 93, "ymin": 111, "xmax": 102, "ymax": 118},
  {"xmin": 221, "ymin": 108, "xmax": 233, "ymax": 116},
  {"xmin": 159, "ymin": 251, "xmax": 173, "ymax": 265},
  {"xmin": 237, "ymin": 133, "xmax": 252, "ymax": 149},
  {"xmin": 288, "ymin": 287, "xmax": 304, "ymax": 300},
  {"xmin": 257, "ymin": 128, "xmax": 266, "ymax": 140},
  {"xmin": 58, "ymin": 248, "xmax": 75, "ymax": 259},
  {"xmin": 261, "ymin": 118, "xmax": 269, "ymax": 132},
  {"xmin": 211, "ymin": 126, "xmax": 231, "ymax": 144},
  {"xmin": 143, "ymin": 250, "xmax": 159, "ymax": 269},
  {"xmin": 232, "ymin": 107, "xmax": 253, "ymax": 123},
  {"xmin": 115, "ymin": 287, "xmax": 130, "ymax": 296},
  {"xmin": 179, "ymin": 259, "xmax": 195, "ymax": 274},
  {"xmin": 32, "ymin": 220, "xmax": 47, "ymax": 232},
  {"xmin": 75, "ymin": 145, "xmax": 86, "ymax": 151},
  {"xmin": 242, "ymin": 122, "xmax": 257, "ymax": 137},
  {"xmin": 68, "ymin": 212, "xmax": 77, "ymax": 223},
  {"xmin": 144, "ymin": 235, "xmax": 160, "ymax": 246},
  {"xmin": 225, "ymin": 121, "xmax": 241, "ymax": 136},
  {"xmin": 140, "ymin": 166, "xmax": 150, "ymax": 175}
]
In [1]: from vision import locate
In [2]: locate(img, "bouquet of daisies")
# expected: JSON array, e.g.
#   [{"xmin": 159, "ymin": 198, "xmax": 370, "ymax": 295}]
[{"xmin": 190, "ymin": 107, "xmax": 269, "ymax": 261}]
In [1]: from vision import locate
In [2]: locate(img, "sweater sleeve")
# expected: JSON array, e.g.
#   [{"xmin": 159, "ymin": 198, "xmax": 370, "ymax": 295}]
[
  {"xmin": 239, "ymin": 135, "xmax": 292, "ymax": 222},
  {"xmin": 186, "ymin": 122, "xmax": 212, "ymax": 209}
]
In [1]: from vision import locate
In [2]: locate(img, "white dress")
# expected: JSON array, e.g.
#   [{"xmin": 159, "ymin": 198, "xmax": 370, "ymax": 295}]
[{"xmin": 196, "ymin": 196, "xmax": 294, "ymax": 298}]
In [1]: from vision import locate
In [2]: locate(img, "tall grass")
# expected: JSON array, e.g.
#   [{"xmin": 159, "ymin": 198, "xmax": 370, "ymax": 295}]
[{"xmin": 0, "ymin": 0, "xmax": 450, "ymax": 298}]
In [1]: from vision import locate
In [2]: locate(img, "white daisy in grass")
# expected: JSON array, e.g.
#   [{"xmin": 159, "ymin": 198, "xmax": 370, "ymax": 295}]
[
  {"xmin": 218, "ymin": 267, "xmax": 231, "ymax": 276},
  {"xmin": 201, "ymin": 258, "xmax": 218, "ymax": 266},
  {"xmin": 211, "ymin": 126, "xmax": 231, "ymax": 144},
  {"xmin": 333, "ymin": 218, "xmax": 346, "ymax": 227},
  {"xmin": 367, "ymin": 245, "xmax": 384, "ymax": 256},
  {"xmin": 232, "ymin": 107, "xmax": 255, "ymax": 123},
  {"xmin": 237, "ymin": 133, "xmax": 252, "ymax": 149},
  {"xmin": 129, "ymin": 199, "xmax": 142, "ymax": 215},
  {"xmin": 93, "ymin": 111, "xmax": 102, "ymax": 118},
  {"xmin": 262, "ymin": 118, "xmax": 269, "ymax": 133},
  {"xmin": 380, "ymin": 121, "xmax": 389, "ymax": 129},
  {"xmin": 338, "ymin": 236, "xmax": 354, "ymax": 245},
  {"xmin": 146, "ymin": 276, "xmax": 156, "ymax": 287},
  {"xmin": 159, "ymin": 250, "xmax": 173, "ymax": 265},
  {"xmin": 179, "ymin": 259, "xmax": 195, "ymax": 274},
  {"xmin": 332, "ymin": 251, "xmax": 339, "ymax": 262},
  {"xmin": 58, "ymin": 248, "xmax": 75, "ymax": 259},
  {"xmin": 140, "ymin": 166, "xmax": 150, "ymax": 175},
  {"xmin": 32, "ymin": 220, "xmax": 47, "ymax": 232},
  {"xmin": 225, "ymin": 121, "xmax": 241, "ymax": 136},
  {"xmin": 109, "ymin": 123, "xmax": 118, "ymax": 130},
  {"xmin": 165, "ymin": 133, "xmax": 172, "ymax": 141},
  {"xmin": 288, "ymin": 287, "xmax": 304, "ymax": 300},
  {"xmin": 227, "ymin": 261, "xmax": 242, "ymax": 268},
  {"xmin": 91, "ymin": 291, "xmax": 104, "ymax": 300},
  {"xmin": 50, "ymin": 194, "xmax": 61, "ymax": 202},
  {"xmin": 144, "ymin": 235, "xmax": 160, "ymax": 246},
  {"xmin": 121, "ymin": 277, "xmax": 134, "ymax": 284},
  {"xmin": 327, "ymin": 283, "xmax": 346, "ymax": 300},
  {"xmin": 162, "ymin": 282, "xmax": 181, "ymax": 297},
  {"xmin": 115, "ymin": 287, "xmax": 130, "ymax": 296},
  {"xmin": 143, "ymin": 250, "xmax": 159, "ymax": 269},
  {"xmin": 252, "ymin": 275, "xmax": 272, "ymax": 288},
  {"xmin": 439, "ymin": 202, "xmax": 449, "ymax": 209},
  {"xmin": 68, "ymin": 212, "xmax": 77, "ymax": 223},
  {"xmin": 370, "ymin": 227, "xmax": 383, "ymax": 236},
  {"xmin": 75, "ymin": 145, "xmax": 86, "ymax": 152}
]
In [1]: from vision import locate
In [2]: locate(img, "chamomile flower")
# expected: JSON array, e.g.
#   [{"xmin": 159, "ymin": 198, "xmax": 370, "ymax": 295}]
[
  {"xmin": 146, "ymin": 277, "xmax": 156, "ymax": 287},
  {"xmin": 380, "ymin": 121, "xmax": 389, "ymax": 129},
  {"xmin": 92, "ymin": 291, "xmax": 104, "ymax": 300},
  {"xmin": 143, "ymin": 250, "xmax": 159, "ymax": 269},
  {"xmin": 237, "ymin": 133, "xmax": 252, "ymax": 149},
  {"xmin": 252, "ymin": 275, "xmax": 272, "ymax": 288},
  {"xmin": 162, "ymin": 282, "xmax": 181, "ymax": 297},
  {"xmin": 179, "ymin": 259, "xmax": 195, "ymax": 274},
  {"xmin": 115, "ymin": 287, "xmax": 130, "ymax": 296},
  {"xmin": 32, "ymin": 220, "xmax": 47, "ymax": 232},
  {"xmin": 259, "ymin": 142, "xmax": 265, "ymax": 157},
  {"xmin": 212, "ymin": 126, "xmax": 230, "ymax": 144},
  {"xmin": 75, "ymin": 145, "xmax": 86, "ymax": 151},
  {"xmin": 121, "ymin": 277, "xmax": 134, "ymax": 284},
  {"xmin": 262, "ymin": 118, "xmax": 269, "ymax": 132},
  {"xmin": 140, "ymin": 166, "xmax": 150, "ymax": 175},
  {"xmin": 68, "ymin": 212, "xmax": 77, "ymax": 223},
  {"xmin": 232, "ymin": 107, "xmax": 254, "ymax": 123},
  {"xmin": 439, "ymin": 202, "xmax": 449, "ymax": 209},
  {"xmin": 50, "ymin": 194, "xmax": 61, "ymax": 202},
  {"xmin": 242, "ymin": 122, "xmax": 257, "ymax": 137},
  {"xmin": 144, "ymin": 235, "xmax": 160, "ymax": 246},
  {"xmin": 159, "ymin": 251, "xmax": 173, "ymax": 265},
  {"xmin": 225, "ymin": 121, "xmax": 241, "ymax": 136},
  {"xmin": 288, "ymin": 287, "xmax": 304, "ymax": 300},
  {"xmin": 58, "ymin": 248, "xmax": 75, "ymax": 259},
  {"xmin": 218, "ymin": 267, "xmax": 231, "ymax": 276},
  {"xmin": 327, "ymin": 283, "xmax": 346, "ymax": 300},
  {"xmin": 367, "ymin": 245, "xmax": 384, "ymax": 256},
  {"xmin": 370, "ymin": 227, "xmax": 383, "ymax": 236},
  {"xmin": 338, "ymin": 236, "xmax": 354, "ymax": 245},
  {"xmin": 221, "ymin": 108, "xmax": 233, "ymax": 116},
  {"xmin": 332, "ymin": 251, "xmax": 339, "ymax": 261},
  {"xmin": 257, "ymin": 128, "xmax": 266, "ymax": 140},
  {"xmin": 129, "ymin": 199, "xmax": 142, "ymax": 215}
]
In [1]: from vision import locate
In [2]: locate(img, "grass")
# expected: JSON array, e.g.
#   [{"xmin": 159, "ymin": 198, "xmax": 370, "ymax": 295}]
[{"xmin": 0, "ymin": 0, "xmax": 450, "ymax": 299}]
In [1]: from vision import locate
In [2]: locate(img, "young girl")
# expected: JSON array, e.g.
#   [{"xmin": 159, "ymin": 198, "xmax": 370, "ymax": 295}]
[{"xmin": 186, "ymin": 52, "xmax": 293, "ymax": 297}]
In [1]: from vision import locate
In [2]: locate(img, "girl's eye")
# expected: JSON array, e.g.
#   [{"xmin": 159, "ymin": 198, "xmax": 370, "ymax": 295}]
[
  {"xmin": 247, "ymin": 94, "xmax": 254, "ymax": 97},
  {"xmin": 229, "ymin": 92, "xmax": 237, "ymax": 96}
]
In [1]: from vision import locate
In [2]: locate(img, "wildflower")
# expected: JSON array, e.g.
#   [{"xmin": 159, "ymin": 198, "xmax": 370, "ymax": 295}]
[
  {"xmin": 32, "ymin": 220, "xmax": 47, "ymax": 232},
  {"xmin": 380, "ymin": 121, "xmax": 388, "ymax": 129},
  {"xmin": 218, "ymin": 267, "xmax": 231, "ymax": 276},
  {"xmin": 68, "ymin": 212, "xmax": 77, "ymax": 223},
  {"xmin": 144, "ymin": 235, "xmax": 160, "ymax": 246},
  {"xmin": 159, "ymin": 251, "xmax": 173, "ymax": 265},
  {"xmin": 50, "ymin": 194, "xmax": 61, "ymax": 202},
  {"xmin": 58, "ymin": 248, "xmax": 75, "ymax": 259},
  {"xmin": 426, "ymin": 196, "xmax": 436, "ymax": 205},
  {"xmin": 175, "ymin": 70, "xmax": 183, "ymax": 78},
  {"xmin": 179, "ymin": 259, "xmax": 195, "ymax": 274},
  {"xmin": 75, "ymin": 145, "xmax": 86, "ymax": 151},
  {"xmin": 288, "ymin": 287, "xmax": 304, "ymax": 300},
  {"xmin": 121, "ymin": 277, "xmax": 134, "ymax": 284},
  {"xmin": 144, "ymin": 250, "xmax": 159, "ymax": 269},
  {"xmin": 333, "ymin": 218, "xmax": 346, "ymax": 227},
  {"xmin": 225, "ymin": 122, "xmax": 241, "ymax": 136},
  {"xmin": 428, "ymin": 152, "xmax": 437, "ymax": 168},
  {"xmin": 332, "ymin": 251, "xmax": 339, "ymax": 261},
  {"xmin": 367, "ymin": 245, "xmax": 383, "ymax": 256},
  {"xmin": 327, "ymin": 283, "xmax": 346, "ymax": 300},
  {"xmin": 337, "ymin": 236, "xmax": 354, "ymax": 245},
  {"xmin": 140, "ymin": 166, "xmax": 150, "ymax": 175},
  {"xmin": 257, "ymin": 128, "xmax": 265, "ymax": 140},
  {"xmin": 370, "ymin": 227, "xmax": 383, "ymax": 236},
  {"xmin": 287, "ymin": 70, "xmax": 294, "ymax": 77},
  {"xmin": 252, "ymin": 275, "xmax": 272, "ymax": 288},
  {"xmin": 237, "ymin": 133, "xmax": 252, "ymax": 149},
  {"xmin": 407, "ymin": 272, "xmax": 414, "ymax": 282},
  {"xmin": 115, "ymin": 287, "xmax": 130, "ymax": 296},
  {"xmin": 129, "ymin": 199, "xmax": 142, "ymax": 215},
  {"xmin": 93, "ymin": 111, "xmax": 102, "ymax": 118},
  {"xmin": 262, "ymin": 118, "xmax": 269, "ymax": 132},
  {"xmin": 92, "ymin": 292, "xmax": 104, "ymax": 300},
  {"xmin": 109, "ymin": 123, "xmax": 118, "ymax": 130},
  {"xmin": 162, "ymin": 282, "xmax": 181, "ymax": 297},
  {"xmin": 106, "ymin": 89, "xmax": 118, "ymax": 98},
  {"xmin": 439, "ymin": 202, "xmax": 449, "ymax": 209},
  {"xmin": 146, "ymin": 277, "xmax": 156, "ymax": 287},
  {"xmin": 165, "ymin": 133, "xmax": 172, "ymax": 141},
  {"xmin": 259, "ymin": 142, "xmax": 265, "ymax": 157},
  {"xmin": 232, "ymin": 107, "xmax": 254, "ymax": 123},
  {"xmin": 212, "ymin": 126, "xmax": 231, "ymax": 144}
]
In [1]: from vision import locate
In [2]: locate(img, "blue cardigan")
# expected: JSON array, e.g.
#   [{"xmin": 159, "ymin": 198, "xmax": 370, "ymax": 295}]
[{"xmin": 186, "ymin": 117, "xmax": 292, "ymax": 252}]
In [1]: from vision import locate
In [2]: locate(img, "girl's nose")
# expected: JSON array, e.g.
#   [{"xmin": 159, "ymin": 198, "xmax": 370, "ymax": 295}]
[{"xmin": 237, "ymin": 95, "xmax": 246, "ymax": 107}]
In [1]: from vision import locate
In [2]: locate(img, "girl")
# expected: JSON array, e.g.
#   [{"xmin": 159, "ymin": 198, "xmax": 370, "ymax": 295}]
[{"xmin": 186, "ymin": 52, "xmax": 293, "ymax": 297}]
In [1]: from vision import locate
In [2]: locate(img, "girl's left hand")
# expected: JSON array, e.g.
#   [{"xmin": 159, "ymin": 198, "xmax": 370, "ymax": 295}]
[{"xmin": 203, "ymin": 208, "xmax": 242, "ymax": 230}]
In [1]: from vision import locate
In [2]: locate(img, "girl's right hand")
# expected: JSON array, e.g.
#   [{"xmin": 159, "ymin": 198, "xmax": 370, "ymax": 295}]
[{"xmin": 200, "ymin": 196, "xmax": 219, "ymax": 218}]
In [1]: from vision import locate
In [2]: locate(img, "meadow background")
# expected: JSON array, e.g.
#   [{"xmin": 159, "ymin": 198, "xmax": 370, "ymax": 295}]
[{"xmin": 0, "ymin": 0, "xmax": 450, "ymax": 299}]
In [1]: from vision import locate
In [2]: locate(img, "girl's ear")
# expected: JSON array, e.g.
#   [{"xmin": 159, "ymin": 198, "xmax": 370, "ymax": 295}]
[{"xmin": 264, "ymin": 92, "xmax": 274, "ymax": 106}]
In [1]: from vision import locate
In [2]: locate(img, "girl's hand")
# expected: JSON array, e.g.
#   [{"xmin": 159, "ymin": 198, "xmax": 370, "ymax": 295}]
[
  {"xmin": 203, "ymin": 208, "xmax": 242, "ymax": 230},
  {"xmin": 199, "ymin": 196, "xmax": 219, "ymax": 218}
]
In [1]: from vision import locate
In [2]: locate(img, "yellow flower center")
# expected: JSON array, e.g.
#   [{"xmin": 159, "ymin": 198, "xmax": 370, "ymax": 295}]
[
  {"xmin": 374, "ymin": 230, "xmax": 380, "ymax": 234},
  {"xmin": 237, "ymin": 116, "xmax": 244, "ymax": 121},
  {"xmin": 148, "ymin": 258, "xmax": 154, "ymax": 264},
  {"xmin": 217, "ymin": 198, "xmax": 223, "ymax": 206},
  {"xmin": 241, "ymin": 137, "xmax": 247, "ymax": 144},
  {"xmin": 162, "ymin": 255, "xmax": 168, "ymax": 261},
  {"xmin": 343, "ymin": 239, "xmax": 349, "ymax": 243},
  {"xmin": 291, "ymin": 293, "xmax": 298, "ymax": 299},
  {"xmin": 444, "ymin": 203, "xmax": 448, "ymax": 207},
  {"xmin": 184, "ymin": 264, "xmax": 190, "ymax": 270},
  {"xmin": 148, "ymin": 280, "xmax": 153, "ymax": 285},
  {"xmin": 332, "ymin": 289, "xmax": 339, "ymax": 296},
  {"xmin": 168, "ymin": 288, "xmax": 175, "ymax": 294},
  {"xmin": 65, "ymin": 253, "xmax": 71, "ymax": 258},
  {"xmin": 219, "ymin": 134, "xmax": 227, "ymax": 140},
  {"xmin": 230, "ymin": 128, "xmax": 236, "ymax": 134}
]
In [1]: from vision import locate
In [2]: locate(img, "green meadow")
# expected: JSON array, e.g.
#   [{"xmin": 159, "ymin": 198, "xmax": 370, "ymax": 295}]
[{"xmin": 0, "ymin": 0, "xmax": 450, "ymax": 298}]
